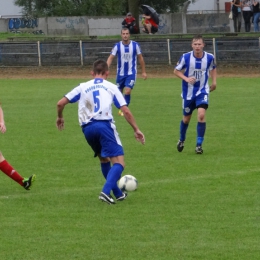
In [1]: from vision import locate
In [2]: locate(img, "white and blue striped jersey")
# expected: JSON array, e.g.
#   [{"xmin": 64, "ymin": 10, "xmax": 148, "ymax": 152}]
[
  {"xmin": 175, "ymin": 51, "xmax": 216, "ymax": 100},
  {"xmin": 65, "ymin": 78, "xmax": 127, "ymax": 126},
  {"xmin": 110, "ymin": 40, "xmax": 142, "ymax": 76}
]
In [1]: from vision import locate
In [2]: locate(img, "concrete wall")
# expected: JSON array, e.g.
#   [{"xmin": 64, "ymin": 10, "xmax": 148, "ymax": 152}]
[
  {"xmin": 0, "ymin": 13, "xmax": 233, "ymax": 36},
  {"xmin": 187, "ymin": 13, "xmax": 230, "ymax": 33}
]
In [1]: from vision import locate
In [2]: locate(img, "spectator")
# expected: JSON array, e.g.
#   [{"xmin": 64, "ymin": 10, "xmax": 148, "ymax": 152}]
[
  {"xmin": 122, "ymin": 12, "xmax": 138, "ymax": 34},
  {"xmin": 231, "ymin": 0, "xmax": 242, "ymax": 32},
  {"xmin": 142, "ymin": 14, "xmax": 158, "ymax": 35},
  {"xmin": 241, "ymin": 0, "xmax": 253, "ymax": 32},
  {"xmin": 252, "ymin": 0, "xmax": 260, "ymax": 31}
]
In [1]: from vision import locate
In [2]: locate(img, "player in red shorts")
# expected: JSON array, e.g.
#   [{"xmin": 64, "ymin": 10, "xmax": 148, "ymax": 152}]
[{"xmin": 0, "ymin": 104, "xmax": 35, "ymax": 190}]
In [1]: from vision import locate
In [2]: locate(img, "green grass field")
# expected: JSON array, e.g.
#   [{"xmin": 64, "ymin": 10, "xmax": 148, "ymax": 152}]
[{"xmin": 0, "ymin": 76, "xmax": 259, "ymax": 260}]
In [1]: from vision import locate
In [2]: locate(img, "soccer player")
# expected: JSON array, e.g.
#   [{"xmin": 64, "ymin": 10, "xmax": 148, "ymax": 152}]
[
  {"xmin": 174, "ymin": 34, "xmax": 217, "ymax": 154},
  {"xmin": 0, "ymin": 105, "xmax": 35, "ymax": 189},
  {"xmin": 56, "ymin": 59, "xmax": 145, "ymax": 205},
  {"xmin": 107, "ymin": 28, "xmax": 147, "ymax": 116}
]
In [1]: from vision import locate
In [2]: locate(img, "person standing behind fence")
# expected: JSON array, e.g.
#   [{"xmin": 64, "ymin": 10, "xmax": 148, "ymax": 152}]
[
  {"xmin": 241, "ymin": 0, "xmax": 253, "ymax": 32},
  {"xmin": 252, "ymin": 0, "xmax": 260, "ymax": 31},
  {"xmin": 231, "ymin": 0, "xmax": 242, "ymax": 32}
]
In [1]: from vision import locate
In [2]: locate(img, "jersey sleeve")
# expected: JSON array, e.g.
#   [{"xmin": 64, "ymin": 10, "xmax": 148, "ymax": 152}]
[
  {"xmin": 136, "ymin": 43, "xmax": 142, "ymax": 55},
  {"xmin": 209, "ymin": 55, "xmax": 217, "ymax": 71},
  {"xmin": 111, "ymin": 44, "xmax": 118, "ymax": 56},
  {"xmin": 65, "ymin": 85, "xmax": 81, "ymax": 103},
  {"xmin": 175, "ymin": 54, "xmax": 186, "ymax": 71}
]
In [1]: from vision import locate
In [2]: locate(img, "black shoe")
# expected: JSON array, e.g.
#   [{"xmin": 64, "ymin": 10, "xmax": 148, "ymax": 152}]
[
  {"xmin": 23, "ymin": 174, "xmax": 36, "ymax": 190},
  {"xmin": 195, "ymin": 146, "xmax": 203, "ymax": 154},
  {"xmin": 116, "ymin": 192, "xmax": 128, "ymax": 201},
  {"xmin": 177, "ymin": 140, "xmax": 185, "ymax": 152},
  {"xmin": 99, "ymin": 192, "xmax": 115, "ymax": 205}
]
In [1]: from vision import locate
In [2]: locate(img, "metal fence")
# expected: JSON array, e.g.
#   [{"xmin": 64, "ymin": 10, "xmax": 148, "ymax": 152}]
[{"xmin": 0, "ymin": 38, "xmax": 259, "ymax": 66}]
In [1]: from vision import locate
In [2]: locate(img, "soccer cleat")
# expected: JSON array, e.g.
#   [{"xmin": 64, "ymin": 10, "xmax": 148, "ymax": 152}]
[
  {"xmin": 23, "ymin": 174, "xmax": 36, "ymax": 190},
  {"xmin": 195, "ymin": 146, "xmax": 203, "ymax": 154},
  {"xmin": 116, "ymin": 192, "xmax": 128, "ymax": 201},
  {"xmin": 118, "ymin": 109, "xmax": 124, "ymax": 116},
  {"xmin": 177, "ymin": 140, "xmax": 185, "ymax": 152},
  {"xmin": 99, "ymin": 192, "xmax": 115, "ymax": 205}
]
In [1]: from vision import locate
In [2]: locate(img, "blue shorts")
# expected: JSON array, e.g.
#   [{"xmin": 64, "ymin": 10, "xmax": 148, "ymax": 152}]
[
  {"xmin": 182, "ymin": 93, "xmax": 209, "ymax": 116},
  {"xmin": 116, "ymin": 74, "xmax": 136, "ymax": 90},
  {"xmin": 82, "ymin": 120, "xmax": 124, "ymax": 158}
]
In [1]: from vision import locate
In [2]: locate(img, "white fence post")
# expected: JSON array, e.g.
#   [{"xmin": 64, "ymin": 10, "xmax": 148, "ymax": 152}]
[
  {"xmin": 213, "ymin": 38, "xmax": 216, "ymax": 65},
  {"xmin": 37, "ymin": 41, "xmax": 41, "ymax": 66},
  {"xmin": 167, "ymin": 39, "xmax": 171, "ymax": 65},
  {"xmin": 80, "ymin": 40, "xmax": 83, "ymax": 66}
]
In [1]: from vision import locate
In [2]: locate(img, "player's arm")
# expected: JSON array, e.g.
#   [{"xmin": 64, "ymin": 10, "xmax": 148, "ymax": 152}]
[
  {"xmin": 209, "ymin": 68, "xmax": 217, "ymax": 92},
  {"xmin": 138, "ymin": 54, "xmax": 147, "ymax": 80},
  {"xmin": 0, "ymin": 105, "xmax": 6, "ymax": 133},
  {"xmin": 56, "ymin": 97, "xmax": 70, "ymax": 131},
  {"xmin": 120, "ymin": 105, "xmax": 145, "ymax": 145},
  {"xmin": 174, "ymin": 69, "xmax": 196, "ymax": 84},
  {"xmin": 106, "ymin": 54, "xmax": 115, "ymax": 68}
]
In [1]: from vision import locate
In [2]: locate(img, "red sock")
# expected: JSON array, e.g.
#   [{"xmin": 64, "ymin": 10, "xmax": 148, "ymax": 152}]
[{"xmin": 0, "ymin": 160, "xmax": 24, "ymax": 186}]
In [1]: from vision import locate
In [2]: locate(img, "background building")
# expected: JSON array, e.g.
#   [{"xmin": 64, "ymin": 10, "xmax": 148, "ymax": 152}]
[{"xmin": 187, "ymin": 0, "xmax": 230, "ymax": 13}]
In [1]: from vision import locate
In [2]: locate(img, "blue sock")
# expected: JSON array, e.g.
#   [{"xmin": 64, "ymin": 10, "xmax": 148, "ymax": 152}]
[
  {"xmin": 101, "ymin": 162, "xmax": 123, "ymax": 198},
  {"xmin": 102, "ymin": 163, "xmax": 124, "ymax": 198},
  {"xmin": 197, "ymin": 122, "xmax": 206, "ymax": 146},
  {"xmin": 124, "ymin": 94, "xmax": 131, "ymax": 106},
  {"xmin": 101, "ymin": 162, "xmax": 111, "ymax": 179},
  {"xmin": 180, "ymin": 120, "xmax": 189, "ymax": 141},
  {"xmin": 113, "ymin": 96, "xmax": 121, "ymax": 109}
]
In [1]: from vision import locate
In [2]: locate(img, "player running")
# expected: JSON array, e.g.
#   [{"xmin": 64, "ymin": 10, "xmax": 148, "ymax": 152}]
[{"xmin": 174, "ymin": 34, "xmax": 217, "ymax": 154}]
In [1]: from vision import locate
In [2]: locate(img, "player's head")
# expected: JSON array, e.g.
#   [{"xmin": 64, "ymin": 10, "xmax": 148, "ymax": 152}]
[
  {"xmin": 192, "ymin": 34, "xmax": 205, "ymax": 44},
  {"xmin": 92, "ymin": 60, "xmax": 109, "ymax": 77},
  {"xmin": 121, "ymin": 28, "xmax": 130, "ymax": 41},
  {"xmin": 191, "ymin": 34, "xmax": 205, "ymax": 57}
]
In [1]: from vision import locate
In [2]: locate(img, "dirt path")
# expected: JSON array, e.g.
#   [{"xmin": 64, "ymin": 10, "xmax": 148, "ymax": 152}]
[{"xmin": 0, "ymin": 64, "xmax": 259, "ymax": 79}]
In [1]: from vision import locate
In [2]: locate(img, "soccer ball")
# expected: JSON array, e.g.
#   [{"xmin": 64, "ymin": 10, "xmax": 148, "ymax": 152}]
[{"xmin": 118, "ymin": 175, "xmax": 138, "ymax": 191}]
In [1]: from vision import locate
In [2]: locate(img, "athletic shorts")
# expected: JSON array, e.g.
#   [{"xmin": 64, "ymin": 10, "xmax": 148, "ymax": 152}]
[
  {"xmin": 116, "ymin": 74, "xmax": 136, "ymax": 90},
  {"xmin": 82, "ymin": 120, "xmax": 124, "ymax": 158},
  {"xmin": 182, "ymin": 93, "xmax": 209, "ymax": 116}
]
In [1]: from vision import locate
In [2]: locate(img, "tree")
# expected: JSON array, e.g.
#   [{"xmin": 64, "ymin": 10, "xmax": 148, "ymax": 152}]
[{"xmin": 15, "ymin": 0, "xmax": 188, "ymax": 18}]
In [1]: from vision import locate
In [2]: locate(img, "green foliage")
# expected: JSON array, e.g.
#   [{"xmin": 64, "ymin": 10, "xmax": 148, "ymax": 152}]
[
  {"xmin": 139, "ymin": 0, "xmax": 187, "ymax": 13},
  {"xmin": 15, "ymin": 0, "xmax": 128, "ymax": 16},
  {"xmin": 0, "ymin": 76, "xmax": 260, "ymax": 259},
  {"xmin": 14, "ymin": 0, "xmax": 187, "ymax": 17}
]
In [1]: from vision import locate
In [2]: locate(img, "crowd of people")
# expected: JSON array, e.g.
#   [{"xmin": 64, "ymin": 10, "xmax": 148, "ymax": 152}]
[{"xmin": 231, "ymin": 0, "xmax": 260, "ymax": 32}]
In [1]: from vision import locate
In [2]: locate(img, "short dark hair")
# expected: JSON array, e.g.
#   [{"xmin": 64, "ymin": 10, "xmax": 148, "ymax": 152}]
[
  {"xmin": 121, "ymin": 27, "xmax": 130, "ymax": 34},
  {"xmin": 93, "ymin": 60, "xmax": 108, "ymax": 75},
  {"xmin": 192, "ymin": 34, "xmax": 205, "ymax": 43}
]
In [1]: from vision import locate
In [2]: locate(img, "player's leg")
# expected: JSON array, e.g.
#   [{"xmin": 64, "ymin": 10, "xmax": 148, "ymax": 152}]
[
  {"xmin": 195, "ymin": 94, "xmax": 208, "ymax": 154},
  {"xmin": 177, "ymin": 99, "xmax": 194, "ymax": 152},
  {"xmin": 0, "ymin": 151, "xmax": 35, "ymax": 190},
  {"xmin": 98, "ymin": 156, "xmax": 125, "ymax": 200},
  {"xmin": 83, "ymin": 121, "xmax": 125, "ymax": 204},
  {"xmin": 124, "ymin": 75, "xmax": 136, "ymax": 107}
]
